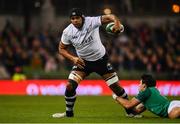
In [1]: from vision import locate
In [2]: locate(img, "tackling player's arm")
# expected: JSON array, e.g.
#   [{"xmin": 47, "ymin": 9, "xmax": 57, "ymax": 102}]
[
  {"xmin": 115, "ymin": 97, "xmax": 140, "ymax": 109},
  {"xmin": 113, "ymin": 94, "xmax": 146, "ymax": 114},
  {"xmin": 59, "ymin": 42, "xmax": 85, "ymax": 69},
  {"xmin": 101, "ymin": 14, "xmax": 121, "ymax": 32}
]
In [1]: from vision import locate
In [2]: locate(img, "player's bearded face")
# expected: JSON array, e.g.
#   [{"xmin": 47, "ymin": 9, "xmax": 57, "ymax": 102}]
[{"xmin": 71, "ymin": 16, "xmax": 83, "ymax": 28}]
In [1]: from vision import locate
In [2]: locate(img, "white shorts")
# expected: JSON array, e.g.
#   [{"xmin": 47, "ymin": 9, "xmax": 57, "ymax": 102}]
[{"xmin": 168, "ymin": 100, "xmax": 180, "ymax": 114}]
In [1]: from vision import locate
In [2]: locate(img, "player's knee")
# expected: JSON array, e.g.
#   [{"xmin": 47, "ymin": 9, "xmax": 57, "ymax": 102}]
[
  {"xmin": 68, "ymin": 71, "xmax": 83, "ymax": 83},
  {"xmin": 65, "ymin": 71, "xmax": 84, "ymax": 97},
  {"xmin": 104, "ymin": 72, "xmax": 119, "ymax": 86},
  {"xmin": 105, "ymin": 74, "xmax": 127, "ymax": 97},
  {"xmin": 172, "ymin": 109, "xmax": 180, "ymax": 118},
  {"xmin": 169, "ymin": 114, "xmax": 177, "ymax": 119},
  {"xmin": 104, "ymin": 73, "xmax": 125, "ymax": 96}
]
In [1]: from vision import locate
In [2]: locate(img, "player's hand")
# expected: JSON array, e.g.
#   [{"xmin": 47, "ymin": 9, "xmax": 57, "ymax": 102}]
[
  {"xmin": 73, "ymin": 57, "xmax": 85, "ymax": 69},
  {"xmin": 112, "ymin": 24, "xmax": 121, "ymax": 33},
  {"xmin": 112, "ymin": 21, "xmax": 124, "ymax": 33}
]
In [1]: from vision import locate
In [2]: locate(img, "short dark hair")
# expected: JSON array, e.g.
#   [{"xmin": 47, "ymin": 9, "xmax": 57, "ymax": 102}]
[
  {"xmin": 69, "ymin": 8, "xmax": 84, "ymax": 18},
  {"xmin": 141, "ymin": 74, "xmax": 156, "ymax": 87}
]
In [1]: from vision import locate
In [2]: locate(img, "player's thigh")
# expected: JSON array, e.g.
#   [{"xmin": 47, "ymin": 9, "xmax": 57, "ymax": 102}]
[
  {"xmin": 168, "ymin": 100, "xmax": 180, "ymax": 119},
  {"xmin": 168, "ymin": 107, "xmax": 180, "ymax": 119},
  {"xmin": 97, "ymin": 56, "xmax": 118, "ymax": 84},
  {"xmin": 68, "ymin": 70, "xmax": 87, "ymax": 83},
  {"xmin": 102, "ymin": 72, "xmax": 116, "ymax": 79}
]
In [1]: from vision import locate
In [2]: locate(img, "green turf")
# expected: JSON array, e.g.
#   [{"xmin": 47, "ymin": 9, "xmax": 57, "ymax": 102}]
[{"xmin": 0, "ymin": 96, "xmax": 179, "ymax": 123}]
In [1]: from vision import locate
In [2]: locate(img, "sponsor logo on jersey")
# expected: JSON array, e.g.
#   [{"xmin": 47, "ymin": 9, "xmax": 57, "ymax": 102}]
[{"xmin": 72, "ymin": 36, "xmax": 78, "ymax": 39}]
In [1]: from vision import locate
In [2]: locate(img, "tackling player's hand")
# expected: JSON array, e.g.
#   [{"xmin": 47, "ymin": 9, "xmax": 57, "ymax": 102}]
[
  {"xmin": 73, "ymin": 57, "xmax": 85, "ymax": 69},
  {"xmin": 112, "ymin": 94, "xmax": 118, "ymax": 100}
]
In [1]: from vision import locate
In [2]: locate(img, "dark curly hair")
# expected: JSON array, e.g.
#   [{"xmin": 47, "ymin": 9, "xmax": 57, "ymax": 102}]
[{"xmin": 141, "ymin": 74, "xmax": 156, "ymax": 87}]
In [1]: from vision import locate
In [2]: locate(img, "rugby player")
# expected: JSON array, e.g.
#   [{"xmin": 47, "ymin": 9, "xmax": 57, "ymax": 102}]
[
  {"xmin": 52, "ymin": 8, "xmax": 138, "ymax": 118},
  {"xmin": 113, "ymin": 74, "xmax": 180, "ymax": 119}
]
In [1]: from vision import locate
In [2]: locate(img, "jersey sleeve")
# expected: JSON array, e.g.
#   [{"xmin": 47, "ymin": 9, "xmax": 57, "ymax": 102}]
[
  {"xmin": 89, "ymin": 16, "xmax": 102, "ymax": 29},
  {"xmin": 135, "ymin": 88, "xmax": 151, "ymax": 102},
  {"xmin": 61, "ymin": 31, "xmax": 71, "ymax": 45}
]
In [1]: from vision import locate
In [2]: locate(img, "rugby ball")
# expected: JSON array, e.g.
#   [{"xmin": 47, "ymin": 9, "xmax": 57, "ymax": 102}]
[{"xmin": 105, "ymin": 22, "xmax": 124, "ymax": 35}]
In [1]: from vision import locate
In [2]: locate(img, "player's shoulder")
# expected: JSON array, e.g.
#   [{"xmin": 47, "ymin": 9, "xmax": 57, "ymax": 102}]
[
  {"xmin": 84, "ymin": 16, "xmax": 101, "ymax": 26},
  {"xmin": 149, "ymin": 87, "xmax": 159, "ymax": 94},
  {"xmin": 85, "ymin": 16, "xmax": 101, "ymax": 21},
  {"xmin": 62, "ymin": 24, "xmax": 74, "ymax": 35},
  {"xmin": 139, "ymin": 88, "xmax": 151, "ymax": 96}
]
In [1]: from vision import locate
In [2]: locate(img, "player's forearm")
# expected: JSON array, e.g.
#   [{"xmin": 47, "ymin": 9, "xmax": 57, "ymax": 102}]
[
  {"xmin": 59, "ymin": 42, "xmax": 76, "ymax": 62},
  {"xmin": 113, "ymin": 94, "xmax": 140, "ymax": 109},
  {"xmin": 59, "ymin": 48, "xmax": 75, "ymax": 62},
  {"xmin": 116, "ymin": 97, "xmax": 134, "ymax": 109},
  {"xmin": 101, "ymin": 14, "xmax": 121, "ymax": 25},
  {"xmin": 110, "ymin": 14, "xmax": 121, "ymax": 26}
]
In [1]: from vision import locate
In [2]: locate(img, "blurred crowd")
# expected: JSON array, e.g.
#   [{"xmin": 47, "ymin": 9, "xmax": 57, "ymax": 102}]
[
  {"xmin": 104, "ymin": 20, "xmax": 179, "ymax": 79},
  {"xmin": 0, "ymin": 20, "xmax": 60, "ymax": 79},
  {"xmin": 0, "ymin": 19, "xmax": 179, "ymax": 79}
]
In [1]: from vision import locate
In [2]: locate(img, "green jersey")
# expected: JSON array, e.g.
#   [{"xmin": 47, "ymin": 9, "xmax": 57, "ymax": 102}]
[{"xmin": 135, "ymin": 87, "xmax": 170, "ymax": 117}]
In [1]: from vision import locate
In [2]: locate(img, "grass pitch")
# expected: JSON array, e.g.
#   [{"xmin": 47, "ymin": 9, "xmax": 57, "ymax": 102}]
[{"xmin": 0, "ymin": 95, "xmax": 179, "ymax": 123}]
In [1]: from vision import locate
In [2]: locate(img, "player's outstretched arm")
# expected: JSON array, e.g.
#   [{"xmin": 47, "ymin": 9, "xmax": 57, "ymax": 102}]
[
  {"xmin": 101, "ymin": 14, "xmax": 120, "ymax": 24},
  {"xmin": 113, "ymin": 94, "xmax": 140, "ymax": 109}
]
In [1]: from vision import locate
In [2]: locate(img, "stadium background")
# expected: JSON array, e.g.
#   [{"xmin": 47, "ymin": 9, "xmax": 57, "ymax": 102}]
[
  {"xmin": 0, "ymin": 0, "xmax": 179, "ymax": 80},
  {"xmin": 0, "ymin": 0, "xmax": 179, "ymax": 123}
]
